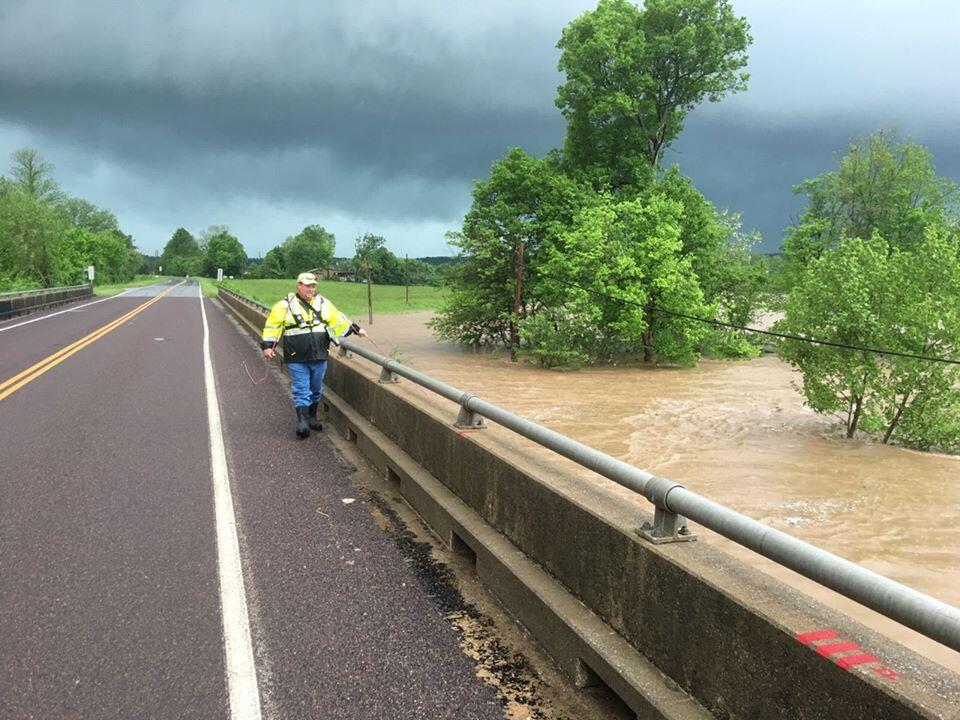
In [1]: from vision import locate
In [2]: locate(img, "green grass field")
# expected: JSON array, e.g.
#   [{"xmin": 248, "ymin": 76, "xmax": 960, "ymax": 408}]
[{"xmin": 222, "ymin": 279, "xmax": 445, "ymax": 317}]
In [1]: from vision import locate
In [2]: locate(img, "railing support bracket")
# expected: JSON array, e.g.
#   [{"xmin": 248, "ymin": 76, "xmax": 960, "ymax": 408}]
[
  {"xmin": 454, "ymin": 392, "xmax": 486, "ymax": 429},
  {"xmin": 378, "ymin": 363, "xmax": 400, "ymax": 384},
  {"xmin": 639, "ymin": 476, "xmax": 697, "ymax": 544}
]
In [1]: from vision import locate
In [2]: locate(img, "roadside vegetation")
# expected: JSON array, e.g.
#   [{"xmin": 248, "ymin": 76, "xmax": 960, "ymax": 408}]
[{"xmin": 0, "ymin": 149, "xmax": 141, "ymax": 291}]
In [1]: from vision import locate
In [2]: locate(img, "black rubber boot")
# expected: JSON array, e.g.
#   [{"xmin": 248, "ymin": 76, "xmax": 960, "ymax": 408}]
[
  {"xmin": 307, "ymin": 403, "xmax": 323, "ymax": 432},
  {"xmin": 295, "ymin": 406, "xmax": 310, "ymax": 439}
]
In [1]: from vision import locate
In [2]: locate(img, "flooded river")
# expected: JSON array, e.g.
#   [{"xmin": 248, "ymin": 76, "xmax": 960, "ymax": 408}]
[{"xmin": 358, "ymin": 312, "xmax": 960, "ymax": 673}]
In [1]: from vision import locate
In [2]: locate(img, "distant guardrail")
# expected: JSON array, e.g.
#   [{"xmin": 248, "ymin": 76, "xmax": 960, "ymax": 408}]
[{"xmin": 0, "ymin": 284, "xmax": 93, "ymax": 321}]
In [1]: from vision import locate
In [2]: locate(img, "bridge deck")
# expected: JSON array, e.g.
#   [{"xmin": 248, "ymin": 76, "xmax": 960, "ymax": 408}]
[{"xmin": 0, "ymin": 280, "xmax": 503, "ymax": 719}]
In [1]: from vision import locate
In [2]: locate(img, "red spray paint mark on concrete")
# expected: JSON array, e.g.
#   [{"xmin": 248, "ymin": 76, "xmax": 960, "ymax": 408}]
[{"xmin": 797, "ymin": 630, "xmax": 900, "ymax": 681}]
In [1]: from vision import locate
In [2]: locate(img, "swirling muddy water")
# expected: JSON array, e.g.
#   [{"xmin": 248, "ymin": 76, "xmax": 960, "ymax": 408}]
[{"xmin": 360, "ymin": 312, "xmax": 960, "ymax": 672}]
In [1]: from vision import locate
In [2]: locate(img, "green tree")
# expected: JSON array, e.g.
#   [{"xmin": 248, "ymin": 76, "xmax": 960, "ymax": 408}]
[
  {"xmin": 783, "ymin": 131, "xmax": 959, "ymax": 280},
  {"xmin": 556, "ymin": 0, "xmax": 751, "ymax": 186},
  {"xmin": 405, "ymin": 258, "xmax": 442, "ymax": 286},
  {"xmin": 0, "ymin": 188, "xmax": 71, "ymax": 286},
  {"xmin": 202, "ymin": 229, "xmax": 248, "ymax": 277},
  {"xmin": 160, "ymin": 227, "xmax": 202, "ymax": 275},
  {"xmin": 58, "ymin": 197, "xmax": 120, "ymax": 234},
  {"xmin": 430, "ymin": 148, "xmax": 592, "ymax": 348},
  {"xmin": 9, "ymin": 148, "xmax": 65, "ymax": 205},
  {"xmin": 777, "ymin": 228, "xmax": 960, "ymax": 449},
  {"xmin": 59, "ymin": 226, "xmax": 140, "ymax": 284},
  {"xmin": 283, "ymin": 225, "xmax": 335, "ymax": 275},
  {"xmin": 260, "ymin": 246, "xmax": 288, "ymax": 278},
  {"xmin": 351, "ymin": 233, "xmax": 407, "ymax": 284},
  {"xmin": 643, "ymin": 169, "xmax": 762, "ymax": 353},
  {"xmin": 528, "ymin": 193, "xmax": 710, "ymax": 366}
]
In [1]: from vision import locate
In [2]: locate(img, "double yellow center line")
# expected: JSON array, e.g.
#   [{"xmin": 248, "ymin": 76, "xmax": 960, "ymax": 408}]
[{"xmin": 0, "ymin": 282, "xmax": 184, "ymax": 403}]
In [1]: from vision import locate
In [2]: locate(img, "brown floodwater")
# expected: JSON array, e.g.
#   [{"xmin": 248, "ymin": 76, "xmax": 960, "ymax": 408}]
[{"xmin": 356, "ymin": 311, "xmax": 960, "ymax": 673}]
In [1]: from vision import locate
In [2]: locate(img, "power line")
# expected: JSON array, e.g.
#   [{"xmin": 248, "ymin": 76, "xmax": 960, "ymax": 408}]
[{"xmin": 543, "ymin": 275, "xmax": 960, "ymax": 366}]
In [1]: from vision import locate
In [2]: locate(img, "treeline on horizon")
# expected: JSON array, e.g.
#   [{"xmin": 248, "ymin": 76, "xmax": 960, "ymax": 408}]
[
  {"xmin": 0, "ymin": 147, "xmax": 455, "ymax": 292},
  {"xmin": 152, "ymin": 226, "xmax": 450, "ymax": 287}
]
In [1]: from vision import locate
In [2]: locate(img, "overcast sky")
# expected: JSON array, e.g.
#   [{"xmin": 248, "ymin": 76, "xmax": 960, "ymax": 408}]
[{"xmin": 1, "ymin": 0, "xmax": 958, "ymax": 257}]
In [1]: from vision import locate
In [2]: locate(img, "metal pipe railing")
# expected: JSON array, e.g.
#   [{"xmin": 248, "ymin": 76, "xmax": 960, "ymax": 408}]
[
  {"xmin": 0, "ymin": 283, "xmax": 90, "ymax": 299},
  {"xmin": 339, "ymin": 339, "xmax": 960, "ymax": 653}
]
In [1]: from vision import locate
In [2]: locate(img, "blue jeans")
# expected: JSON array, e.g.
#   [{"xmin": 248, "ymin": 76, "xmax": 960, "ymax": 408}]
[{"xmin": 287, "ymin": 360, "xmax": 327, "ymax": 408}]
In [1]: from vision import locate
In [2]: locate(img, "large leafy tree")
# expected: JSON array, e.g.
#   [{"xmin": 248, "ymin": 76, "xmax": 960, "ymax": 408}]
[
  {"xmin": 0, "ymin": 148, "xmax": 141, "ymax": 288},
  {"xmin": 430, "ymin": 148, "xmax": 592, "ymax": 348},
  {"xmin": 783, "ymin": 131, "xmax": 960, "ymax": 279},
  {"xmin": 777, "ymin": 228, "xmax": 960, "ymax": 449},
  {"xmin": 527, "ymin": 193, "xmax": 710, "ymax": 366},
  {"xmin": 160, "ymin": 227, "xmax": 202, "ymax": 275},
  {"xmin": 9, "ymin": 148, "xmax": 65, "ymax": 205},
  {"xmin": 59, "ymin": 226, "xmax": 139, "ymax": 284},
  {"xmin": 259, "ymin": 246, "xmax": 288, "ymax": 279},
  {"xmin": 58, "ymin": 197, "xmax": 120, "ymax": 234},
  {"xmin": 434, "ymin": 1, "xmax": 757, "ymax": 365},
  {"xmin": 0, "ymin": 188, "xmax": 70, "ymax": 286},
  {"xmin": 556, "ymin": 0, "xmax": 751, "ymax": 186},
  {"xmin": 283, "ymin": 225, "xmax": 335, "ymax": 275},
  {"xmin": 202, "ymin": 228, "xmax": 248, "ymax": 277},
  {"xmin": 352, "ymin": 234, "xmax": 406, "ymax": 285}
]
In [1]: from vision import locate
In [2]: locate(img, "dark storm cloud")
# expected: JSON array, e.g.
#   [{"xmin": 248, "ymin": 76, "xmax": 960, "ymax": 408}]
[
  {"xmin": 0, "ymin": 80, "xmax": 563, "ymax": 220},
  {"xmin": 0, "ymin": 0, "xmax": 576, "ymax": 249},
  {"xmin": 0, "ymin": 0, "xmax": 957, "ymax": 255},
  {"xmin": 672, "ymin": 111, "xmax": 960, "ymax": 250}
]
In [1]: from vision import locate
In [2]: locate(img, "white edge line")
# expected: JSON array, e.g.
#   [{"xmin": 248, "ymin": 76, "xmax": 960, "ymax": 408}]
[
  {"xmin": 199, "ymin": 284, "xmax": 263, "ymax": 719},
  {"xmin": 0, "ymin": 287, "xmax": 136, "ymax": 333}
]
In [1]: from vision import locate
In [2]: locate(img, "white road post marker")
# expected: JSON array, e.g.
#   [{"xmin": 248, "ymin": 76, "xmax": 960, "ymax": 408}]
[{"xmin": 199, "ymin": 285, "xmax": 263, "ymax": 719}]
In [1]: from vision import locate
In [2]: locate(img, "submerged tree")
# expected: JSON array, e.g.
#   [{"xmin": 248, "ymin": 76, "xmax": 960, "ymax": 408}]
[
  {"xmin": 778, "ymin": 228, "xmax": 960, "ymax": 449},
  {"xmin": 527, "ymin": 193, "xmax": 710, "ymax": 366},
  {"xmin": 430, "ymin": 148, "xmax": 591, "ymax": 351}
]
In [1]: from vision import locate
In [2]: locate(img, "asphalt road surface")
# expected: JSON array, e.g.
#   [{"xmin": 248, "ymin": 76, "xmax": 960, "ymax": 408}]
[{"xmin": 0, "ymin": 280, "xmax": 504, "ymax": 720}]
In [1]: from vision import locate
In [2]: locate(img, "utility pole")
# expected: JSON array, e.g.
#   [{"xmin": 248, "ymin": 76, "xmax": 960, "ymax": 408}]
[
  {"xmin": 405, "ymin": 253, "xmax": 409, "ymax": 305},
  {"xmin": 365, "ymin": 258, "xmax": 373, "ymax": 325},
  {"xmin": 510, "ymin": 241, "xmax": 525, "ymax": 362}
]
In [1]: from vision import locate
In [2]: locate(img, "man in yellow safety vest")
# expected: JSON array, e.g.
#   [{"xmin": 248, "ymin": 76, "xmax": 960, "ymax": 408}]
[{"xmin": 261, "ymin": 272, "xmax": 366, "ymax": 438}]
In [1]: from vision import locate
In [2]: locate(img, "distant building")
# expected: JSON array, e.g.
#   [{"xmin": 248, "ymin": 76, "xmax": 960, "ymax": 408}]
[{"xmin": 309, "ymin": 267, "xmax": 354, "ymax": 281}]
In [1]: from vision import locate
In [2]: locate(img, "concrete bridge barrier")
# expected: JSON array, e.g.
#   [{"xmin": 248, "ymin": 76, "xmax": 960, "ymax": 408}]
[
  {"xmin": 218, "ymin": 286, "xmax": 960, "ymax": 720},
  {"xmin": 0, "ymin": 284, "xmax": 93, "ymax": 320}
]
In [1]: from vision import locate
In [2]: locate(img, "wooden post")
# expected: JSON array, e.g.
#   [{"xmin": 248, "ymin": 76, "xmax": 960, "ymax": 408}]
[
  {"xmin": 366, "ymin": 259, "xmax": 373, "ymax": 325},
  {"xmin": 405, "ymin": 253, "xmax": 410, "ymax": 305},
  {"xmin": 510, "ymin": 241, "xmax": 525, "ymax": 362}
]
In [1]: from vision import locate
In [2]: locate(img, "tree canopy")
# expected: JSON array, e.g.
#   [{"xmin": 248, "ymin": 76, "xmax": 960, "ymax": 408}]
[
  {"xmin": 556, "ymin": 0, "xmax": 751, "ymax": 186},
  {"xmin": 0, "ymin": 148, "xmax": 140, "ymax": 289},
  {"xmin": 432, "ymin": 0, "xmax": 758, "ymax": 366},
  {"xmin": 202, "ymin": 228, "xmax": 247, "ymax": 277},
  {"xmin": 778, "ymin": 229, "xmax": 960, "ymax": 450},
  {"xmin": 783, "ymin": 131, "xmax": 960, "ymax": 277},
  {"xmin": 160, "ymin": 228, "xmax": 202, "ymax": 276}
]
